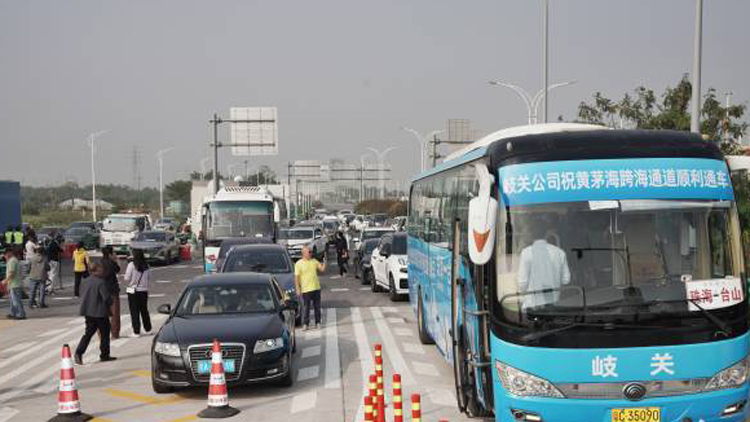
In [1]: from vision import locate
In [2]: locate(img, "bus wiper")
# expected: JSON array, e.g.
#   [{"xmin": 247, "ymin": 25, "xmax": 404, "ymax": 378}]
[
  {"xmin": 643, "ymin": 298, "xmax": 732, "ymax": 337},
  {"xmin": 520, "ymin": 321, "xmax": 663, "ymax": 343}
]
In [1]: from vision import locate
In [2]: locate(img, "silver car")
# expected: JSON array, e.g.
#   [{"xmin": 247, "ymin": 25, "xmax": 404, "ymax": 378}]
[{"xmin": 129, "ymin": 231, "xmax": 181, "ymax": 264}]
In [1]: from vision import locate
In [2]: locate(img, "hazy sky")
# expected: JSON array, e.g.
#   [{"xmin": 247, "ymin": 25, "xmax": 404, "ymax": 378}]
[{"xmin": 1, "ymin": 0, "xmax": 748, "ymax": 188}]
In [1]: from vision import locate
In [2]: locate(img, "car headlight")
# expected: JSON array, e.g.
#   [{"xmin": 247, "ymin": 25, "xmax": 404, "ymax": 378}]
[
  {"xmin": 705, "ymin": 356, "xmax": 749, "ymax": 391},
  {"xmin": 496, "ymin": 361, "xmax": 564, "ymax": 398},
  {"xmin": 154, "ymin": 341, "xmax": 181, "ymax": 357},
  {"xmin": 254, "ymin": 337, "xmax": 284, "ymax": 354}
]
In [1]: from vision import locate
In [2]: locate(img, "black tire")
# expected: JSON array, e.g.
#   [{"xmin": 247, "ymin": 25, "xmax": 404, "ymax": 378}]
[
  {"xmin": 370, "ymin": 270, "xmax": 381, "ymax": 293},
  {"xmin": 152, "ymin": 377, "xmax": 175, "ymax": 394},
  {"xmin": 388, "ymin": 275, "xmax": 399, "ymax": 302},
  {"xmin": 455, "ymin": 326, "xmax": 489, "ymax": 418},
  {"xmin": 278, "ymin": 355, "xmax": 294, "ymax": 387},
  {"xmin": 165, "ymin": 251, "xmax": 172, "ymax": 265},
  {"xmin": 417, "ymin": 290, "xmax": 434, "ymax": 345}
]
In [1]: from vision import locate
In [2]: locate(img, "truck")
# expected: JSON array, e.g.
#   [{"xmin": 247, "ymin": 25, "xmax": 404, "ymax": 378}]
[{"xmin": 100, "ymin": 213, "xmax": 152, "ymax": 255}]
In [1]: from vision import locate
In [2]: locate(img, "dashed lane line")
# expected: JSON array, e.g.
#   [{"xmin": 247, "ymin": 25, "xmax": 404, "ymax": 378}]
[
  {"xmin": 301, "ymin": 345, "xmax": 321, "ymax": 359},
  {"xmin": 290, "ymin": 390, "xmax": 317, "ymax": 413},
  {"xmin": 52, "ymin": 296, "xmax": 74, "ymax": 300},
  {"xmin": 394, "ymin": 327, "xmax": 412, "ymax": 336},
  {"xmin": 324, "ymin": 308, "xmax": 341, "ymax": 389},
  {"xmin": 330, "ymin": 287, "xmax": 349, "ymax": 292},
  {"xmin": 402, "ymin": 342, "xmax": 426, "ymax": 355},
  {"xmin": 351, "ymin": 307, "xmax": 374, "ymax": 422},
  {"xmin": 412, "ymin": 361, "xmax": 440, "ymax": 377},
  {"xmin": 297, "ymin": 365, "xmax": 320, "ymax": 381},
  {"xmin": 359, "ymin": 287, "xmax": 370, "ymax": 291},
  {"xmin": 104, "ymin": 388, "xmax": 184, "ymax": 405},
  {"xmin": 369, "ymin": 307, "xmax": 415, "ymax": 386},
  {"xmin": 149, "ymin": 293, "xmax": 166, "ymax": 298},
  {"xmin": 156, "ymin": 280, "xmax": 172, "ymax": 284},
  {"xmin": 427, "ymin": 388, "xmax": 457, "ymax": 407}
]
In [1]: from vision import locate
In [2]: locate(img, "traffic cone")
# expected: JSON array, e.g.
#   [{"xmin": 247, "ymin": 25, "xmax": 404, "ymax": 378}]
[
  {"xmin": 48, "ymin": 344, "xmax": 93, "ymax": 422},
  {"xmin": 197, "ymin": 339, "xmax": 240, "ymax": 419},
  {"xmin": 411, "ymin": 394, "xmax": 421, "ymax": 422}
]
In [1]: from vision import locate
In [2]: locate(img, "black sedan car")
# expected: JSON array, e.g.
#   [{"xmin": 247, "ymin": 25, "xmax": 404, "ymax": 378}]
[
  {"xmin": 213, "ymin": 237, "xmax": 272, "ymax": 273},
  {"xmin": 221, "ymin": 244, "xmax": 301, "ymax": 325},
  {"xmin": 151, "ymin": 273, "xmax": 297, "ymax": 393},
  {"xmin": 353, "ymin": 238, "xmax": 380, "ymax": 283}
]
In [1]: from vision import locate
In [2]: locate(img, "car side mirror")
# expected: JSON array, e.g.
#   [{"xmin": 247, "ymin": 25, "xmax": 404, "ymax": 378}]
[{"xmin": 157, "ymin": 304, "xmax": 172, "ymax": 315}]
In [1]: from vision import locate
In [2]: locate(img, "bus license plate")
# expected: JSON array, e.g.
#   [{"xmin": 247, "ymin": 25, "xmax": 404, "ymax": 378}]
[
  {"xmin": 197, "ymin": 359, "xmax": 235, "ymax": 374},
  {"xmin": 612, "ymin": 407, "xmax": 660, "ymax": 422}
]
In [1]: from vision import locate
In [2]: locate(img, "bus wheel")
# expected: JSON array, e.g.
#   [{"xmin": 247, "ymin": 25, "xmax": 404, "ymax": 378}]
[
  {"xmin": 455, "ymin": 326, "xmax": 488, "ymax": 418},
  {"xmin": 417, "ymin": 291, "xmax": 434, "ymax": 345}
]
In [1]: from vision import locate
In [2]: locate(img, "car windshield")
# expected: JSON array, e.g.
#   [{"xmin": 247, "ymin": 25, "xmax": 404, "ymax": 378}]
[
  {"xmin": 495, "ymin": 198, "xmax": 747, "ymax": 348},
  {"xmin": 392, "ymin": 236, "xmax": 407, "ymax": 254},
  {"xmin": 362, "ymin": 229, "xmax": 393, "ymax": 241},
  {"xmin": 373, "ymin": 214, "xmax": 388, "ymax": 224},
  {"xmin": 323, "ymin": 221, "xmax": 338, "ymax": 230},
  {"xmin": 177, "ymin": 284, "xmax": 277, "ymax": 315},
  {"xmin": 205, "ymin": 201, "xmax": 273, "ymax": 240},
  {"xmin": 102, "ymin": 217, "xmax": 140, "ymax": 232},
  {"xmin": 223, "ymin": 250, "xmax": 291, "ymax": 274},
  {"xmin": 279, "ymin": 229, "xmax": 313, "ymax": 240},
  {"xmin": 135, "ymin": 232, "xmax": 167, "ymax": 242}
]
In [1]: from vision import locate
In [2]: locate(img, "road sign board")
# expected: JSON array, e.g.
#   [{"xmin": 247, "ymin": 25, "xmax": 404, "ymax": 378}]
[{"xmin": 230, "ymin": 107, "xmax": 278, "ymax": 156}]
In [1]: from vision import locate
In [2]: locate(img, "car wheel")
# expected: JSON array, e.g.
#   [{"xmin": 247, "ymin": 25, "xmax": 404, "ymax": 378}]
[
  {"xmin": 389, "ymin": 275, "xmax": 399, "ymax": 302},
  {"xmin": 370, "ymin": 270, "xmax": 381, "ymax": 293},
  {"xmin": 152, "ymin": 377, "xmax": 175, "ymax": 394},
  {"xmin": 360, "ymin": 268, "xmax": 369, "ymax": 285},
  {"xmin": 278, "ymin": 354, "xmax": 294, "ymax": 387},
  {"xmin": 165, "ymin": 251, "xmax": 172, "ymax": 265},
  {"xmin": 417, "ymin": 290, "xmax": 434, "ymax": 345}
]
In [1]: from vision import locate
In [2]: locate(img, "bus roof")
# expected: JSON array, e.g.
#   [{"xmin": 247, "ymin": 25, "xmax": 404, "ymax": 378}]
[
  {"xmin": 208, "ymin": 186, "xmax": 274, "ymax": 203},
  {"xmin": 412, "ymin": 123, "xmax": 607, "ymax": 183}
]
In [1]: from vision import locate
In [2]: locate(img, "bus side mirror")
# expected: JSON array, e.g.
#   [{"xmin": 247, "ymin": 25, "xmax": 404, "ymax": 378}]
[{"xmin": 468, "ymin": 164, "xmax": 497, "ymax": 265}]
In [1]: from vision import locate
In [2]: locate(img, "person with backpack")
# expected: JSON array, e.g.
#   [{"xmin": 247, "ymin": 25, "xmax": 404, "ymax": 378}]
[{"xmin": 124, "ymin": 249, "xmax": 152, "ymax": 337}]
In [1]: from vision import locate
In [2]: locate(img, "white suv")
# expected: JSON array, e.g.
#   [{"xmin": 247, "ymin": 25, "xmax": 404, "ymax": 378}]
[{"xmin": 370, "ymin": 232, "xmax": 408, "ymax": 301}]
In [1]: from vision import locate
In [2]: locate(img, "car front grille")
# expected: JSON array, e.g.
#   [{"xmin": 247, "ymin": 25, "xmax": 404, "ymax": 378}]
[
  {"xmin": 399, "ymin": 279, "xmax": 408, "ymax": 289},
  {"xmin": 187, "ymin": 343, "xmax": 246, "ymax": 382}
]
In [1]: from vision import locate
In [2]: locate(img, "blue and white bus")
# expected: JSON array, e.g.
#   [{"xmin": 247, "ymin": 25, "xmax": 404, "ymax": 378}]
[{"xmin": 408, "ymin": 123, "xmax": 749, "ymax": 421}]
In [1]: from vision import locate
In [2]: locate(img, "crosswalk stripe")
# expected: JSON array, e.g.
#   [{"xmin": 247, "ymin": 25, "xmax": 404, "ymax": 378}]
[
  {"xmin": 402, "ymin": 342, "xmax": 426, "ymax": 355},
  {"xmin": 330, "ymin": 288, "xmax": 349, "ymax": 292},
  {"xmin": 297, "ymin": 365, "xmax": 320, "ymax": 381},
  {"xmin": 324, "ymin": 308, "xmax": 341, "ymax": 389},
  {"xmin": 301, "ymin": 345, "xmax": 321, "ymax": 358},
  {"xmin": 290, "ymin": 390, "xmax": 317, "ymax": 413},
  {"xmin": 369, "ymin": 307, "xmax": 415, "ymax": 386},
  {"xmin": 394, "ymin": 328, "xmax": 411, "ymax": 336},
  {"xmin": 412, "ymin": 361, "xmax": 440, "ymax": 377},
  {"xmin": 0, "ymin": 319, "xmax": 84, "ymax": 373},
  {"xmin": 427, "ymin": 388, "xmax": 456, "ymax": 406},
  {"xmin": 37, "ymin": 327, "xmax": 69, "ymax": 338},
  {"xmin": 351, "ymin": 307, "xmax": 373, "ymax": 422},
  {"xmin": 0, "ymin": 407, "xmax": 19, "ymax": 422},
  {"xmin": 3, "ymin": 342, "xmax": 32, "ymax": 353},
  {"xmin": 387, "ymin": 317, "xmax": 405, "ymax": 324}
]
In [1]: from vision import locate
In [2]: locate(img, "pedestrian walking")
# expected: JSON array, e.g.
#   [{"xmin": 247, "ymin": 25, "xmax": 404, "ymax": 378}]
[
  {"xmin": 124, "ymin": 249, "xmax": 152, "ymax": 337},
  {"xmin": 74, "ymin": 263, "xmax": 117, "ymax": 364},
  {"xmin": 46, "ymin": 231, "xmax": 63, "ymax": 290},
  {"xmin": 334, "ymin": 231, "xmax": 349, "ymax": 277},
  {"xmin": 73, "ymin": 242, "xmax": 90, "ymax": 297},
  {"xmin": 28, "ymin": 246, "xmax": 48, "ymax": 308},
  {"xmin": 294, "ymin": 246, "xmax": 327, "ymax": 330},
  {"xmin": 100, "ymin": 246, "xmax": 122, "ymax": 339},
  {"xmin": 2, "ymin": 247, "xmax": 26, "ymax": 320}
]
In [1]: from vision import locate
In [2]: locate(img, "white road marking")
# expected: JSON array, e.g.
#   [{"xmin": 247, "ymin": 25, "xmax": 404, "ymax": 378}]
[
  {"xmin": 303, "ymin": 328, "xmax": 322, "ymax": 340},
  {"xmin": 290, "ymin": 390, "xmax": 317, "ymax": 413},
  {"xmin": 369, "ymin": 307, "xmax": 415, "ymax": 385},
  {"xmin": 301, "ymin": 345, "xmax": 321, "ymax": 359},
  {"xmin": 324, "ymin": 308, "xmax": 341, "ymax": 389},
  {"xmin": 351, "ymin": 307, "xmax": 374, "ymax": 422},
  {"xmin": 155, "ymin": 280, "xmax": 172, "ymax": 284},
  {"xmin": 427, "ymin": 388, "xmax": 456, "ymax": 406},
  {"xmin": 3, "ymin": 342, "xmax": 32, "ymax": 353},
  {"xmin": 381, "ymin": 306, "xmax": 398, "ymax": 313},
  {"xmin": 0, "ymin": 407, "xmax": 19, "ymax": 422},
  {"xmin": 329, "ymin": 275, "xmax": 342, "ymax": 280},
  {"xmin": 37, "ymin": 328, "xmax": 69, "ymax": 338},
  {"xmin": 412, "ymin": 361, "xmax": 440, "ymax": 377},
  {"xmin": 172, "ymin": 265, "xmax": 188, "ymax": 269},
  {"xmin": 330, "ymin": 288, "xmax": 349, "ymax": 292},
  {"xmin": 52, "ymin": 296, "xmax": 74, "ymax": 301},
  {"xmin": 0, "ymin": 321, "xmax": 84, "ymax": 373},
  {"xmin": 387, "ymin": 317, "xmax": 405, "ymax": 324},
  {"xmin": 297, "ymin": 365, "xmax": 320, "ymax": 381},
  {"xmin": 149, "ymin": 293, "xmax": 166, "ymax": 298},
  {"xmin": 67, "ymin": 317, "xmax": 84, "ymax": 325},
  {"xmin": 394, "ymin": 327, "xmax": 411, "ymax": 336},
  {"xmin": 402, "ymin": 342, "xmax": 426, "ymax": 355},
  {"xmin": 359, "ymin": 287, "xmax": 370, "ymax": 291}
]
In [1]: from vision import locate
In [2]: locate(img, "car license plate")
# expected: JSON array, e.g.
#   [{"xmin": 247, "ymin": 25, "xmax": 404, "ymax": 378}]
[
  {"xmin": 611, "ymin": 407, "xmax": 660, "ymax": 422},
  {"xmin": 197, "ymin": 359, "xmax": 235, "ymax": 374}
]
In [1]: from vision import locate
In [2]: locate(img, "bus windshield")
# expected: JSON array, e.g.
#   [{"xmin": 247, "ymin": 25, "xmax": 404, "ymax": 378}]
[
  {"xmin": 205, "ymin": 201, "xmax": 274, "ymax": 240},
  {"xmin": 495, "ymin": 199, "xmax": 747, "ymax": 348}
]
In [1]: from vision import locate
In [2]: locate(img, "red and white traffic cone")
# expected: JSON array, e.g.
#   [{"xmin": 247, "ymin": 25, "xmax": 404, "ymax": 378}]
[
  {"xmin": 197, "ymin": 339, "xmax": 240, "ymax": 419},
  {"xmin": 48, "ymin": 344, "xmax": 93, "ymax": 422}
]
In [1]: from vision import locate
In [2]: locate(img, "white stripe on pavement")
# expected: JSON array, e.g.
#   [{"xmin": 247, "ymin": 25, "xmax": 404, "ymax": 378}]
[
  {"xmin": 394, "ymin": 327, "xmax": 412, "ymax": 336},
  {"xmin": 402, "ymin": 342, "xmax": 426, "ymax": 355},
  {"xmin": 155, "ymin": 280, "xmax": 172, "ymax": 284},
  {"xmin": 427, "ymin": 388, "xmax": 456, "ymax": 406},
  {"xmin": 324, "ymin": 308, "xmax": 341, "ymax": 389},
  {"xmin": 297, "ymin": 365, "xmax": 320, "ymax": 381},
  {"xmin": 290, "ymin": 390, "xmax": 317, "ymax": 413},
  {"xmin": 0, "ymin": 318, "xmax": 83, "ymax": 373},
  {"xmin": 4, "ymin": 342, "xmax": 32, "ymax": 353},
  {"xmin": 359, "ymin": 287, "xmax": 370, "ymax": 291},
  {"xmin": 37, "ymin": 328, "xmax": 69, "ymax": 338},
  {"xmin": 369, "ymin": 307, "xmax": 415, "ymax": 385},
  {"xmin": 149, "ymin": 293, "xmax": 166, "ymax": 298},
  {"xmin": 301, "ymin": 345, "xmax": 321, "ymax": 359},
  {"xmin": 330, "ymin": 288, "xmax": 349, "ymax": 292},
  {"xmin": 387, "ymin": 317, "xmax": 405, "ymax": 324},
  {"xmin": 351, "ymin": 307, "xmax": 374, "ymax": 422},
  {"xmin": 412, "ymin": 361, "xmax": 440, "ymax": 377},
  {"xmin": 0, "ymin": 407, "xmax": 19, "ymax": 422}
]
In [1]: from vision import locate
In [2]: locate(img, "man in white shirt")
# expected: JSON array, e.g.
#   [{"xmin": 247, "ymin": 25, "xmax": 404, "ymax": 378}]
[{"xmin": 517, "ymin": 224, "xmax": 571, "ymax": 309}]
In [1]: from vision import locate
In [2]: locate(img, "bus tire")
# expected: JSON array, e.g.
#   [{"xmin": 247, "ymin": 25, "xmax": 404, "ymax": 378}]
[
  {"xmin": 455, "ymin": 325, "xmax": 486, "ymax": 417},
  {"xmin": 417, "ymin": 291, "xmax": 434, "ymax": 345}
]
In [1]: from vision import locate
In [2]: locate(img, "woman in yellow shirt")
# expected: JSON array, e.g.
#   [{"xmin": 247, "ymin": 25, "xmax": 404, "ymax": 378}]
[{"xmin": 72, "ymin": 242, "xmax": 90, "ymax": 297}]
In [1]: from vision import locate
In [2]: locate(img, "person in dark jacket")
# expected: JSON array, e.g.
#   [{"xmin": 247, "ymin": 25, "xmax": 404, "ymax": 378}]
[
  {"xmin": 74, "ymin": 263, "xmax": 116, "ymax": 365},
  {"xmin": 99, "ymin": 246, "xmax": 122, "ymax": 339},
  {"xmin": 334, "ymin": 231, "xmax": 349, "ymax": 277}
]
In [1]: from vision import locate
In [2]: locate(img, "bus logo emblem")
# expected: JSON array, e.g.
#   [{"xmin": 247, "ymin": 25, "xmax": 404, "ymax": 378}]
[{"xmin": 623, "ymin": 383, "xmax": 647, "ymax": 401}]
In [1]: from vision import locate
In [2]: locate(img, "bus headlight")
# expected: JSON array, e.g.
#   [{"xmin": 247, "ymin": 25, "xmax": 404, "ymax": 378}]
[
  {"xmin": 705, "ymin": 356, "xmax": 749, "ymax": 391},
  {"xmin": 496, "ymin": 361, "xmax": 564, "ymax": 398}
]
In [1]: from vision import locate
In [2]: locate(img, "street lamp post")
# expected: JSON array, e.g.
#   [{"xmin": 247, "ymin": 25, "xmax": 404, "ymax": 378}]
[
  {"xmin": 488, "ymin": 80, "xmax": 577, "ymax": 125},
  {"xmin": 367, "ymin": 146, "xmax": 398, "ymax": 199},
  {"xmin": 542, "ymin": 0, "xmax": 549, "ymax": 123},
  {"xmin": 690, "ymin": 0, "xmax": 703, "ymax": 133},
  {"xmin": 401, "ymin": 127, "xmax": 444, "ymax": 173},
  {"xmin": 360, "ymin": 153, "xmax": 371, "ymax": 203},
  {"xmin": 87, "ymin": 130, "xmax": 111, "ymax": 223},
  {"xmin": 157, "ymin": 147, "xmax": 175, "ymax": 221}
]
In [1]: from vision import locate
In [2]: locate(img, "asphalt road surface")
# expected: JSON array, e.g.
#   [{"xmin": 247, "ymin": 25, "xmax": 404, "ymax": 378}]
[{"xmin": 0, "ymin": 255, "xmax": 483, "ymax": 422}]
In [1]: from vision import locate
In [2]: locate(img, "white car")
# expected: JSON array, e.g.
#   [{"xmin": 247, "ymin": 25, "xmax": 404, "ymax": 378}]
[
  {"xmin": 277, "ymin": 226, "xmax": 328, "ymax": 260},
  {"xmin": 353, "ymin": 227, "xmax": 394, "ymax": 251},
  {"xmin": 370, "ymin": 232, "xmax": 408, "ymax": 301}
]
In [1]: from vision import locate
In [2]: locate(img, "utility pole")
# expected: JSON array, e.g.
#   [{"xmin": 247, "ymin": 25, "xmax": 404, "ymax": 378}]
[
  {"xmin": 87, "ymin": 129, "xmax": 111, "ymax": 223},
  {"xmin": 724, "ymin": 91, "xmax": 734, "ymax": 142},
  {"xmin": 690, "ymin": 0, "xmax": 703, "ymax": 133},
  {"xmin": 541, "ymin": 0, "xmax": 549, "ymax": 123},
  {"xmin": 157, "ymin": 147, "xmax": 175, "ymax": 220},
  {"xmin": 244, "ymin": 160, "xmax": 249, "ymax": 180},
  {"xmin": 432, "ymin": 134, "xmax": 441, "ymax": 167}
]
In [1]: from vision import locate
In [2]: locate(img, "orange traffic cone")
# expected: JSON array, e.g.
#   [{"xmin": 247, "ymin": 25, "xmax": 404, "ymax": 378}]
[
  {"xmin": 48, "ymin": 344, "xmax": 93, "ymax": 422},
  {"xmin": 197, "ymin": 339, "xmax": 240, "ymax": 419}
]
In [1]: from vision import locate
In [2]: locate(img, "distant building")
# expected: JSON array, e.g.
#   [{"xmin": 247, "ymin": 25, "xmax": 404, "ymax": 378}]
[{"xmin": 58, "ymin": 198, "xmax": 113, "ymax": 211}]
